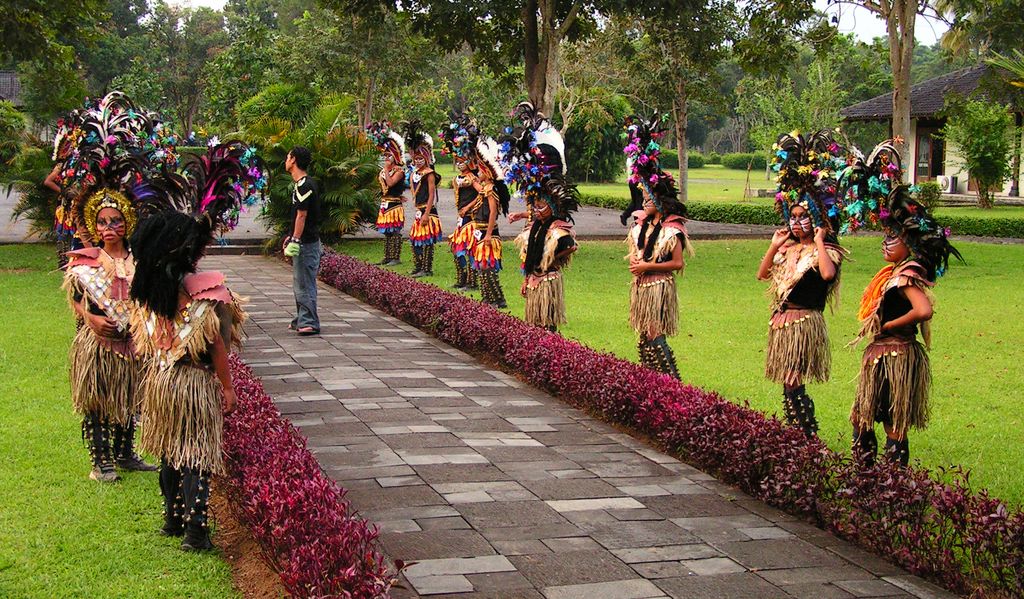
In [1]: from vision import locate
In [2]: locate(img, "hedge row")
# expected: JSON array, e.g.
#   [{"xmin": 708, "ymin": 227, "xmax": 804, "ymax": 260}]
[
  {"xmin": 223, "ymin": 355, "xmax": 395, "ymax": 597},
  {"xmin": 721, "ymin": 152, "xmax": 768, "ymax": 170},
  {"xmin": 318, "ymin": 250, "xmax": 1023, "ymax": 597},
  {"xmin": 658, "ymin": 149, "xmax": 706, "ymax": 170},
  {"xmin": 579, "ymin": 192, "xmax": 1024, "ymax": 237}
]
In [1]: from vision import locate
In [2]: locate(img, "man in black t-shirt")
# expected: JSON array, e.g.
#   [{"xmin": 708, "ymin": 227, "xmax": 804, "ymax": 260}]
[{"xmin": 283, "ymin": 146, "xmax": 322, "ymax": 335}]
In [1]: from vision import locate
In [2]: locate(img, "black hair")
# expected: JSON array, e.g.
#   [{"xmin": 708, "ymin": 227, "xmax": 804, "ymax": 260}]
[
  {"xmin": 289, "ymin": 146, "xmax": 312, "ymax": 171},
  {"xmin": 130, "ymin": 212, "xmax": 212, "ymax": 321}
]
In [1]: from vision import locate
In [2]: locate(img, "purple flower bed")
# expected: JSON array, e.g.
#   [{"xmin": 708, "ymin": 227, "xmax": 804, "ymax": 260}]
[
  {"xmin": 222, "ymin": 354, "xmax": 395, "ymax": 598},
  {"xmin": 319, "ymin": 248, "xmax": 1024, "ymax": 598}
]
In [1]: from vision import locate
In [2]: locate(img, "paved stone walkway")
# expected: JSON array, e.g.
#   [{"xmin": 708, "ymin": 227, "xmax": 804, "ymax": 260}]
[{"xmin": 210, "ymin": 254, "xmax": 956, "ymax": 599}]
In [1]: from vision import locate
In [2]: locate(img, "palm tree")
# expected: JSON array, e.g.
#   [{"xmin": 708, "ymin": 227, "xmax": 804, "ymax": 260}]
[
  {"xmin": 8, "ymin": 141, "xmax": 60, "ymax": 241},
  {"xmin": 243, "ymin": 94, "xmax": 380, "ymax": 246},
  {"xmin": 988, "ymin": 51, "xmax": 1024, "ymax": 87}
]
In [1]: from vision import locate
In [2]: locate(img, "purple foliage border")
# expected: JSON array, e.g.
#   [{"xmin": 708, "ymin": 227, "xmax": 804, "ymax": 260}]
[{"xmin": 318, "ymin": 248, "xmax": 1023, "ymax": 598}]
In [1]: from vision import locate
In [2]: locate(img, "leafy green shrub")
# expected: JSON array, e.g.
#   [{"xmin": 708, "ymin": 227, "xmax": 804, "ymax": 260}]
[
  {"xmin": 659, "ymin": 150, "xmax": 705, "ymax": 169},
  {"xmin": 688, "ymin": 152, "xmax": 706, "ymax": 169},
  {"xmin": 722, "ymin": 152, "xmax": 767, "ymax": 170},
  {"xmin": 564, "ymin": 94, "xmax": 632, "ymax": 183},
  {"xmin": 914, "ymin": 181, "xmax": 942, "ymax": 213},
  {"xmin": 433, "ymin": 150, "xmax": 452, "ymax": 165},
  {"xmin": 706, "ymin": 151, "xmax": 722, "ymax": 164},
  {"xmin": 936, "ymin": 215, "xmax": 1024, "ymax": 238},
  {"xmin": 238, "ymin": 84, "xmax": 318, "ymax": 130},
  {"xmin": 0, "ymin": 101, "xmax": 27, "ymax": 177},
  {"xmin": 942, "ymin": 99, "xmax": 1013, "ymax": 209}
]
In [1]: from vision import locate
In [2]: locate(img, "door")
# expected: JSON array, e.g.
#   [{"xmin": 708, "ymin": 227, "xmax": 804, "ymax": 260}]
[{"xmin": 914, "ymin": 126, "xmax": 945, "ymax": 184}]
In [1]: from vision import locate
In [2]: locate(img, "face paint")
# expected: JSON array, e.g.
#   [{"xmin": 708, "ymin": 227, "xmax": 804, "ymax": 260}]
[
  {"xmin": 789, "ymin": 215, "xmax": 812, "ymax": 235},
  {"xmin": 882, "ymin": 234, "xmax": 908, "ymax": 262}
]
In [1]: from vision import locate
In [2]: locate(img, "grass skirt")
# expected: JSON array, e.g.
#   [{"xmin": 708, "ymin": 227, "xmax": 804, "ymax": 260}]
[
  {"xmin": 375, "ymin": 200, "xmax": 404, "ymax": 234},
  {"xmin": 449, "ymin": 222, "xmax": 475, "ymax": 258},
  {"xmin": 471, "ymin": 237, "xmax": 502, "ymax": 271},
  {"xmin": 851, "ymin": 338, "xmax": 930, "ymax": 438},
  {"xmin": 764, "ymin": 309, "xmax": 831, "ymax": 384},
  {"xmin": 138, "ymin": 364, "xmax": 225, "ymax": 474},
  {"xmin": 410, "ymin": 214, "xmax": 443, "ymax": 246},
  {"xmin": 629, "ymin": 274, "xmax": 678, "ymax": 337},
  {"xmin": 68, "ymin": 327, "xmax": 137, "ymax": 424},
  {"xmin": 524, "ymin": 272, "xmax": 565, "ymax": 328}
]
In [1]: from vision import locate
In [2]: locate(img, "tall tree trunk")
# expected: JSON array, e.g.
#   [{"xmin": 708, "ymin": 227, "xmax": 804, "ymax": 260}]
[
  {"xmin": 1010, "ymin": 112, "xmax": 1022, "ymax": 197},
  {"xmin": 672, "ymin": 81, "xmax": 688, "ymax": 203},
  {"xmin": 523, "ymin": 0, "xmax": 544, "ymax": 110},
  {"xmin": 362, "ymin": 77, "xmax": 376, "ymax": 129},
  {"xmin": 887, "ymin": 0, "xmax": 916, "ymax": 180}
]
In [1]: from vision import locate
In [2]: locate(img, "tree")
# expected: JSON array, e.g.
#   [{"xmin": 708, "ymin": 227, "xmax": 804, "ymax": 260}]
[
  {"xmin": 335, "ymin": 0, "xmax": 644, "ymax": 116},
  {"xmin": 831, "ymin": 0, "xmax": 951, "ymax": 172},
  {"xmin": 16, "ymin": 57, "xmax": 89, "ymax": 128},
  {"xmin": 75, "ymin": 0, "xmax": 149, "ymax": 94},
  {"xmin": 0, "ymin": 102, "xmax": 27, "ymax": 179},
  {"xmin": 204, "ymin": 12, "xmax": 278, "ymax": 128},
  {"xmin": 942, "ymin": 99, "xmax": 1013, "ymax": 208},
  {"xmin": 2, "ymin": 1, "xmax": 105, "ymax": 63}
]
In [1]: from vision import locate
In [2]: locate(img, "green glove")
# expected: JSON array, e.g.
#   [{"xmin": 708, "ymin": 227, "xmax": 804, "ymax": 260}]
[{"xmin": 284, "ymin": 241, "xmax": 300, "ymax": 257}]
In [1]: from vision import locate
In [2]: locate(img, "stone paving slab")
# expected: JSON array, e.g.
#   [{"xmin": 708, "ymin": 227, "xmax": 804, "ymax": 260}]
[{"xmin": 206, "ymin": 255, "xmax": 957, "ymax": 599}]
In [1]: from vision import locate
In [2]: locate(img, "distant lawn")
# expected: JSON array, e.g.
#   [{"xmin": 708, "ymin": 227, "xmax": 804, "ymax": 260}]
[
  {"xmin": 576, "ymin": 164, "xmax": 774, "ymax": 205},
  {"xmin": 336, "ymin": 236, "xmax": 1024, "ymax": 507},
  {"xmin": 938, "ymin": 205, "xmax": 1024, "ymax": 220},
  {"xmin": 0, "ymin": 245, "xmax": 237, "ymax": 598}
]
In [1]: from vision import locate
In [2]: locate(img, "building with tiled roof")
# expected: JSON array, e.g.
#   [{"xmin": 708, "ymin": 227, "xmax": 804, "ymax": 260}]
[{"xmin": 0, "ymin": 71, "xmax": 22, "ymax": 107}]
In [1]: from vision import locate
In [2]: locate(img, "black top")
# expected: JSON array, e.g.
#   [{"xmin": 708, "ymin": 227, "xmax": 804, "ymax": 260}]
[
  {"xmin": 786, "ymin": 268, "xmax": 834, "ymax": 311},
  {"xmin": 413, "ymin": 171, "xmax": 441, "ymax": 213},
  {"xmin": 637, "ymin": 220, "xmax": 685, "ymax": 263},
  {"xmin": 290, "ymin": 176, "xmax": 321, "ymax": 243},
  {"xmin": 384, "ymin": 176, "xmax": 405, "ymax": 198},
  {"xmin": 881, "ymin": 285, "xmax": 918, "ymax": 336},
  {"xmin": 473, "ymin": 191, "xmax": 499, "ymax": 237},
  {"xmin": 524, "ymin": 219, "xmax": 575, "ymax": 274},
  {"xmin": 456, "ymin": 179, "xmax": 478, "ymax": 210}
]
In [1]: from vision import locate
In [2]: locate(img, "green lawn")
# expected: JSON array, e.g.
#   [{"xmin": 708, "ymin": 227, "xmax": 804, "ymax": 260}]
[
  {"xmin": 938, "ymin": 205, "xmax": 1024, "ymax": 220},
  {"xmin": 337, "ymin": 236, "xmax": 1024, "ymax": 507},
  {"xmin": 0, "ymin": 245, "xmax": 237, "ymax": 599}
]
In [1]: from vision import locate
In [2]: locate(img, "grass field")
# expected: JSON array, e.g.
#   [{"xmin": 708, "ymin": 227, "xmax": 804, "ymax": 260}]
[
  {"xmin": 337, "ymin": 236, "xmax": 1024, "ymax": 507},
  {"xmin": 0, "ymin": 245, "xmax": 236, "ymax": 599}
]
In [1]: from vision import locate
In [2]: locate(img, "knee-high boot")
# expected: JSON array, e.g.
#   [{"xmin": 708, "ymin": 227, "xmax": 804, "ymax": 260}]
[
  {"xmin": 793, "ymin": 387, "xmax": 819, "ymax": 438},
  {"xmin": 649, "ymin": 335, "xmax": 681, "ymax": 380},
  {"xmin": 159, "ymin": 462, "xmax": 184, "ymax": 536},
  {"xmin": 467, "ymin": 268, "xmax": 479, "ymax": 290},
  {"xmin": 883, "ymin": 437, "xmax": 909, "ymax": 466},
  {"xmin": 420, "ymin": 244, "xmax": 435, "ymax": 276},
  {"xmin": 113, "ymin": 417, "xmax": 158, "ymax": 471},
  {"xmin": 453, "ymin": 257, "xmax": 467, "ymax": 290},
  {"xmin": 781, "ymin": 387, "xmax": 800, "ymax": 427},
  {"xmin": 410, "ymin": 246, "xmax": 423, "ymax": 276},
  {"xmin": 83, "ymin": 414, "xmax": 118, "ymax": 482},
  {"xmin": 480, "ymin": 270, "xmax": 506, "ymax": 308},
  {"xmin": 477, "ymin": 268, "xmax": 491, "ymax": 303},
  {"xmin": 377, "ymin": 236, "xmax": 390, "ymax": 265},
  {"xmin": 637, "ymin": 335, "xmax": 658, "ymax": 372},
  {"xmin": 393, "ymin": 235, "xmax": 404, "ymax": 265},
  {"xmin": 853, "ymin": 427, "xmax": 878, "ymax": 466},
  {"xmin": 180, "ymin": 467, "xmax": 213, "ymax": 551}
]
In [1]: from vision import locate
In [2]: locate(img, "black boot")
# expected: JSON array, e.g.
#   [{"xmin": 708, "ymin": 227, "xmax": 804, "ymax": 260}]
[
  {"xmin": 649, "ymin": 335, "xmax": 681, "ymax": 380},
  {"xmin": 791, "ymin": 386, "xmax": 819, "ymax": 438},
  {"xmin": 180, "ymin": 467, "xmax": 214, "ymax": 552},
  {"xmin": 481, "ymin": 270, "xmax": 506, "ymax": 308},
  {"xmin": 159, "ymin": 462, "xmax": 184, "ymax": 536},
  {"xmin": 410, "ymin": 247, "xmax": 423, "ymax": 276},
  {"xmin": 84, "ymin": 414, "xmax": 119, "ymax": 483},
  {"xmin": 391, "ymin": 235, "xmax": 403, "ymax": 265},
  {"xmin": 781, "ymin": 387, "xmax": 800, "ymax": 427},
  {"xmin": 637, "ymin": 335, "xmax": 657, "ymax": 372},
  {"xmin": 377, "ymin": 235, "xmax": 390, "ymax": 265},
  {"xmin": 477, "ymin": 268, "xmax": 491, "ymax": 303},
  {"xmin": 883, "ymin": 437, "xmax": 909, "ymax": 466},
  {"xmin": 853, "ymin": 427, "xmax": 878, "ymax": 467},
  {"xmin": 453, "ymin": 258, "xmax": 467, "ymax": 290},
  {"xmin": 114, "ymin": 417, "xmax": 158, "ymax": 471},
  {"xmin": 466, "ymin": 268, "xmax": 479, "ymax": 290},
  {"xmin": 418, "ymin": 244, "xmax": 434, "ymax": 277}
]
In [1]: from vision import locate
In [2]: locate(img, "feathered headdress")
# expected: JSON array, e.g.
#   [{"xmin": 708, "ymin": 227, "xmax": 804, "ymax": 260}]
[
  {"xmin": 836, "ymin": 139, "xmax": 905, "ymax": 234},
  {"xmin": 401, "ymin": 119, "xmax": 434, "ymax": 165},
  {"xmin": 438, "ymin": 111, "xmax": 480, "ymax": 160},
  {"xmin": 771, "ymin": 130, "xmax": 848, "ymax": 230},
  {"xmin": 365, "ymin": 121, "xmax": 405, "ymax": 164},
  {"xmin": 476, "ymin": 136, "xmax": 512, "ymax": 216},
  {"xmin": 622, "ymin": 113, "xmax": 682, "ymax": 214},
  {"xmin": 500, "ymin": 102, "xmax": 576, "ymax": 219},
  {"xmin": 838, "ymin": 140, "xmax": 961, "ymax": 279}
]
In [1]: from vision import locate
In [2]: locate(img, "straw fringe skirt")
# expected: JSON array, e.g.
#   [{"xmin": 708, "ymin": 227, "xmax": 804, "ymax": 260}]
[
  {"xmin": 764, "ymin": 310, "xmax": 831, "ymax": 384},
  {"xmin": 138, "ymin": 364, "xmax": 224, "ymax": 475},
  {"xmin": 629, "ymin": 275, "xmax": 678, "ymax": 337},
  {"xmin": 851, "ymin": 340, "xmax": 930, "ymax": 438},
  {"xmin": 524, "ymin": 272, "xmax": 566, "ymax": 328},
  {"xmin": 68, "ymin": 327, "xmax": 137, "ymax": 424}
]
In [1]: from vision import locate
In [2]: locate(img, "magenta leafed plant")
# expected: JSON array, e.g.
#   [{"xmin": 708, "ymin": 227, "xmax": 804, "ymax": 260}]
[
  {"xmin": 223, "ymin": 355, "xmax": 395, "ymax": 598},
  {"xmin": 318, "ymin": 249, "xmax": 1024, "ymax": 598}
]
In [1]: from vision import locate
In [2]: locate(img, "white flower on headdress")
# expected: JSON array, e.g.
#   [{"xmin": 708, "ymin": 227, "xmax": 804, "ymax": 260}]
[{"xmin": 208, "ymin": 136, "xmax": 220, "ymax": 147}]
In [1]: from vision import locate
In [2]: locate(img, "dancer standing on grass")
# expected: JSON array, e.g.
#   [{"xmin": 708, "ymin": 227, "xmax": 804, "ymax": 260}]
[
  {"xmin": 439, "ymin": 112, "xmax": 482, "ymax": 291},
  {"xmin": 58, "ymin": 93, "xmax": 162, "ymax": 482},
  {"xmin": 469, "ymin": 134, "xmax": 511, "ymax": 308},
  {"xmin": 130, "ymin": 141, "xmax": 264, "ymax": 551},
  {"xmin": 366, "ymin": 121, "xmax": 407, "ymax": 266},
  {"xmin": 839, "ymin": 141, "xmax": 961, "ymax": 466},
  {"xmin": 622, "ymin": 114, "xmax": 692, "ymax": 379},
  {"xmin": 503, "ymin": 103, "xmax": 578, "ymax": 331},
  {"xmin": 756, "ymin": 131, "xmax": 848, "ymax": 438},
  {"xmin": 403, "ymin": 120, "xmax": 443, "ymax": 277}
]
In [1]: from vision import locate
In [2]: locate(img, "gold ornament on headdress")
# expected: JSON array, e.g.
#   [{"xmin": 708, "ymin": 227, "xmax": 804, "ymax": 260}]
[{"xmin": 82, "ymin": 188, "xmax": 137, "ymax": 240}]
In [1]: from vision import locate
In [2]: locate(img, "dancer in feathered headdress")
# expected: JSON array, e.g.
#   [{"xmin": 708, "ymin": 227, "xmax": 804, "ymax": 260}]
[
  {"xmin": 129, "ymin": 139, "xmax": 265, "ymax": 551},
  {"xmin": 621, "ymin": 113, "xmax": 691, "ymax": 379},
  {"xmin": 366, "ymin": 121, "xmax": 407, "ymax": 265},
  {"xmin": 58, "ymin": 92, "xmax": 165, "ymax": 485},
  {"xmin": 755, "ymin": 130, "xmax": 849, "ymax": 438},
  {"xmin": 439, "ymin": 111, "xmax": 483, "ymax": 291},
  {"xmin": 502, "ymin": 102, "xmax": 577, "ymax": 329},
  {"xmin": 402, "ymin": 119, "xmax": 443, "ymax": 277},
  {"xmin": 839, "ymin": 141, "xmax": 962, "ymax": 466}
]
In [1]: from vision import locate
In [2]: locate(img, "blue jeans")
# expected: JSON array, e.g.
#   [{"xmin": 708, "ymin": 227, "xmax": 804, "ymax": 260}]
[{"xmin": 291, "ymin": 240, "xmax": 321, "ymax": 330}]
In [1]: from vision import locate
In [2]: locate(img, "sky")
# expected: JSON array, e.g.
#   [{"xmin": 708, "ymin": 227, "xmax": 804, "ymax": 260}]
[{"xmin": 174, "ymin": 0, "xmax": 950, "ymax": 45}]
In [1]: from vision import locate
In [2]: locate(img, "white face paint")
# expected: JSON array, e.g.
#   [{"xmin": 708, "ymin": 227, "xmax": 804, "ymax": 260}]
[
  {"xmin": 413, "ymin": 156, "xmax": 426, "ymax": 169},
  {"xmin": 882, "ymin": 234, "xmax": 908, "ymax": 262}
]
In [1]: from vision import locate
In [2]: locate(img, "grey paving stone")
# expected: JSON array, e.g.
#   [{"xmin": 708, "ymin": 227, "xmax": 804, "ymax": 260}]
[
  {"xmin": 511, "ymin": 551, "xmax": 638, "ymax": 587},
  {"xmin": 681, "ymin": 556, "xmax": 747, "ymax": 575},
  {"xmin": 655, "ymin": 573, "xmax": 791, "ymax": 599},
  {"xmin": 491, "ymin": 540, "xmax": 551, "ymax": 555},
  {"xmin": 541, "ymin": 578, "xmax": 666, "ymax": 599},
  {"xmin": 416, "ymin": 516, "xmax": 473, "ymax": 531},
  {"xmin": 405, "ymin": 555, "xmax": 516, "ymax": 577},
  {"xmin": 718, "ymin": 538, "xmax": 848, "ymax": 570},
  {"xmin": 757, "ymin": 566, "xmax": 878, "ymax": 586},
  {"xmin": 546, "ymin": 497, "xmax": 645, "ymax": 512},
  {"xmin": 382, "ymin": 529, "xmax": 497, "ymax": 560},
  {"xmin": 466, "ymin": 571, "xmax": 536, "ymax": 593},
  {"xmin": 457, "ymin": 501, "xmax": 568, "ymax": 529},
  {"xmin": 540, "ymin": 537, "xmax": 603, "ymax": 552},
  {"xmin": 589, "ymin": 520, "xmax": 697, "ymax": 549},
  {"xmin": 344, "ymin": 485, "xmax": 446, "ymax": 510},
  {"xmin": 405, "ymin": 573, "xmax": 474, "ymax": 595},
  {"xmin": 642, "ymin": 493, "xmax": 748, "ymax": 518},
  {"xmin": 611, "ymin": 544, "xmax": 720, "ymax": 564},
  {"xmin": 781, "ymin": 582, "xmax": 857, "ymax": 599},
  {"xmin": 522, "ymin": 479, "xmax": 625, "ymax": 501},
  {"xmin": 834, "ymin": 579, "xmax": 906, "ymax": 597},
  {"xmin": 881, "ymin": 575, "xmax": 960, "ymax": 599},
  {"xmin": 415, "ymin": 464, "xmax": 511, "ymax": 484}
]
